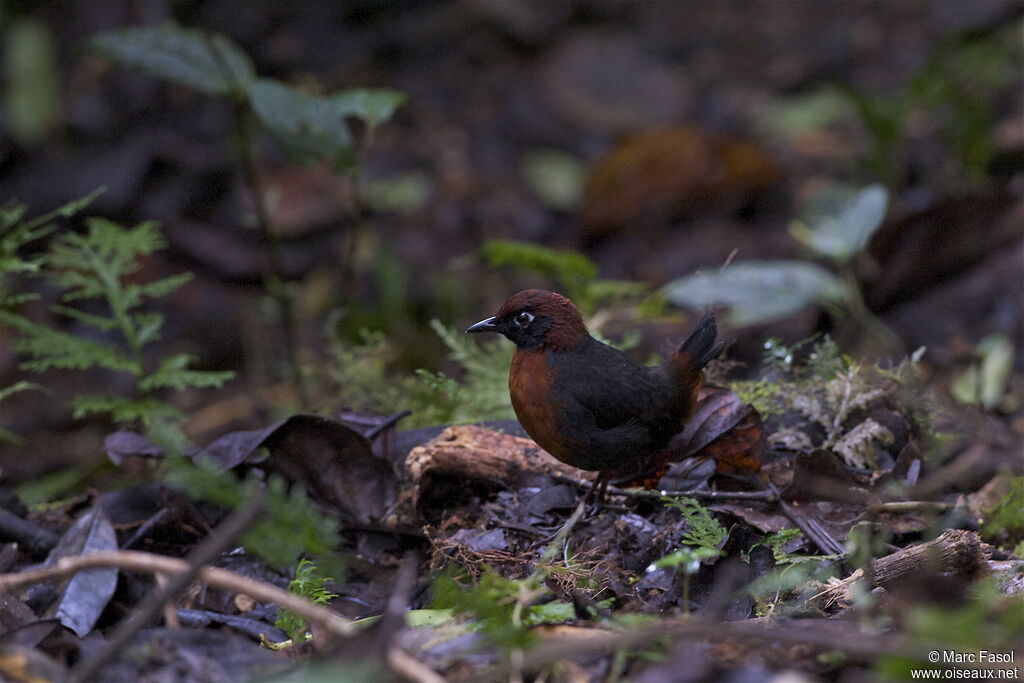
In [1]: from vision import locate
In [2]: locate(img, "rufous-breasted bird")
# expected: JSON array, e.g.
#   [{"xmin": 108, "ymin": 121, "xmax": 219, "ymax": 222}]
[{"xmin": 467, "ymin": 289, "xmax": 722, "ymax": 498}]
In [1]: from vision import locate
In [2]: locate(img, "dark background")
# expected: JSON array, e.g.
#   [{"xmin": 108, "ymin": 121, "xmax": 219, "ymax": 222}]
[{"xmin": 1, "ymin": 0, "xmax": 1021, "ymax": 480}]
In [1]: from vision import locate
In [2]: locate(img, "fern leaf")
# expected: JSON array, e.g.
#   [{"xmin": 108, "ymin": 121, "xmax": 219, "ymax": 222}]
[
  {"xmin": 0, "ymin": 380, "xmax": 47, "ymax": 402},
  {"xmin": 0, "ymin": 312, "xmax": 140, "ymax": 373},
  {"xmin": 50, "ymin": 304, "xmax": 118, "ymax": 331},
  {"xmin": 138, "ymin": 273, "xmax": 193, "ymax": 300},
  {"xmin": 71, "ymin": 394, "xmax": 183, "ymax": 424},
  {"xmin": 134, "ymin": 312, "xmax": 164, "ymax": 347},
  {"xmin": 139, "ymin": 353, "xmax": 235, "ymax": 391}
]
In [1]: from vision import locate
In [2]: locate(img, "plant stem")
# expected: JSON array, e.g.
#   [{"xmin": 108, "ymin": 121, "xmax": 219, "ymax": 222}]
[
  {"xmin": 236, "ymin": 109, "xmax": 308, "ymax": 404},
  {"xmin": 838, "ymin": 265, "xmax": 901, "ymax": 356}
]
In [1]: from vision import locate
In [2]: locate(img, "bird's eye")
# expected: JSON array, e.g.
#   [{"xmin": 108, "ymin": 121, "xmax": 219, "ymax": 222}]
[{"xmin": 514, "ymin": 311, "xmax": 534, "ymax": 328}]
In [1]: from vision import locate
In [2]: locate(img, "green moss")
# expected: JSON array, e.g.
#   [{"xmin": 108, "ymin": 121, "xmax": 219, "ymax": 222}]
[{"xmin": 729, "ymin": 379, "xmax": 785, "ymax": 417}]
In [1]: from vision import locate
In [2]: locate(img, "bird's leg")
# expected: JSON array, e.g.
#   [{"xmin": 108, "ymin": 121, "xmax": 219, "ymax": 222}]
[{"xmin": 582, "ymin": 472, "xmax": 609, "ymax": 513}]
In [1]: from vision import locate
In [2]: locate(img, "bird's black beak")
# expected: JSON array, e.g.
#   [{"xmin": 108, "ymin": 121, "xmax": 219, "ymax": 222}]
[{"xmin": 466, "ymin": 316, "xmax": 499, "ymax": 334}]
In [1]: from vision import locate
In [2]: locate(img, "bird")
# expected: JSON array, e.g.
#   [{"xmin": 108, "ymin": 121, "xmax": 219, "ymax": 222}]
[{"xmin": 467, "ymin": 289, "xmax": 722, "ymax": 501}]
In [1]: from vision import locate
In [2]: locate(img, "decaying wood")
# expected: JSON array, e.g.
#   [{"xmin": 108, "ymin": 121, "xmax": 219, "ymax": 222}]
[
  {"xmin": 405, "ymin": 425, "xmax": 588, "ymax": 489},
  {"xmin": 812, "ymin": 528, "xmax": 989, "ymax": 610}
]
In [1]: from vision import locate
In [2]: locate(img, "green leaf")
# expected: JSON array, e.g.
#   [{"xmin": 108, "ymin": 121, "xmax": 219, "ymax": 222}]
[
  {"xmin": 138, "ymin": 272, "xmax": 193, "ymax": 300},
  {"xmin": 5, "ymin": 18, "xmax": 60, "ymax": 143},
  {"xmin": 665, "ymin": 260, "xmax": 849, "ymax": 326},
  {"xmin": 361, "ymin": 172, "xmax": 430, "ymax": 214},
  {"xmin": 71, "ymin": 395, "xmax": 182, "ymax": 424},
  {"xmin": 248, "ymin": 79, "xmax": 356, "ymax": 172},
  {"xmin": 139, "ymin": 354, "xmax": 234, "ymax": 391},
  {"xmin": 978, "ymin": 335, "xmax": 1014, "ymax": 411},
  {"xmin": 521, "ymin": 149, "xmax": 584, "ymax": 212},
  {"xmin": 954, "ymin": 335, "xmax": 1015, "ymax": 410},
  {"xmin": 0, "ymin": 312, "xmax": 140, "ymax": 373},
  {"xmin": 480, "ymin": 239, "xmax": 599, "ymax": 310},
  {"xmin": 0, "ymin": 380, "xmax": 47, "ymax": 403},
  {"xmin": 90, "ymin": 22, "xmax": 254, "ymax": 96},
  {"xmin": 134, "ymin": 312, "xmax": 164, "ymax": 347},
  {"xmin": 329, "ymin": 88, "xmax": 406, "ymax": 130},
  {"xmin": 50, "ymin": 304, "xmax": 118, "ymax": 332},
  {"xmin": 789, "ymin": 184, "xmax": 889, "ymax": 263},
  {"xmin": 651, "ymin": 546, "xmax": 723, "ymax": 573}
]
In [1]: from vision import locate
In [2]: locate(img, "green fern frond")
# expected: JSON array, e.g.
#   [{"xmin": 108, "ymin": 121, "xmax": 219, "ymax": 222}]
[
  {"xmin": 49, "ymin": 304, "xmax": 118, "ymax": 331},
  {"xmin": 71, "ymin": 394, "xmax": 183, "ymax": 424},
  {"xmin": 134, "ymin": 312, "xmax": 165, "ymax": 347},
  {"xmin": 3, "ymin": 212, "xmax": 234, "ymax": 443},
  {"xmin": 140, "ymin": 354, "xmax": 235, "ymax": 391},
  {"xmin": 0, "ymin": 313, "xmax": 140, "ymax": 373},
  {"xmin": 137, "ymin": 273, "xmax": 194, "ymax": 300}
]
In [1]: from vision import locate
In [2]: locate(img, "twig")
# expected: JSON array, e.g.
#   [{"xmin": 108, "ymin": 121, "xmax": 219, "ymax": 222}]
[
  {"xmin": 0, "ymin": 508, "xmax": 59, "ymax": 558},
  {"xmin": 365, "ymin": 410, "xmax": 413, "ymax": 442},
  {"xmin": 760, "ymin": 480, "xmax": 846, "ymax": 557},
  {"xmin": 154, "ymin": 573, "xmax": 179, "ymax": 628},
  {"xmin": 479, "ymin": 616, "xmax": 923, "ymax": 681},
  {"xmin": 0, "ymin": 550, "xmax": 355, "ymax": 639},
  {"xmin": 607, "ymin": 485, "xmax": 776, "ymax": 503},
  {"xmin": 177, "ymin": 607, "xmax": 288, "ymax": 643},
  {"xmin": 236, "ymin": 108, "xmax": 307, "ymax": 404},
  {"xmin": 122, "ymin": 507, "xmax": 168, "ymax": 549},
  {"xmin": 68, "ymin": 497, "xmax": 265, "ymax": 682},
  {"xmin": 387, "ymin": 646, "xmax": 446, "ymax": 683},
  {"xmin": 810, "ymin": 528, "xmax": 988, "ymax": 610},
  {"xmin": 864, "ymin": 501, "xmax": 952, "ymax": 516}
]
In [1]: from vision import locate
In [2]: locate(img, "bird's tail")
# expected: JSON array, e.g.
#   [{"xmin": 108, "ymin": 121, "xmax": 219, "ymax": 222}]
[
  {"xmin": 677, "ymin": 312, "xmax": 724, "ymax": 371},
  {"xmin": 665, "ymin": 312, "xmax": 723, "ymax": 413}
]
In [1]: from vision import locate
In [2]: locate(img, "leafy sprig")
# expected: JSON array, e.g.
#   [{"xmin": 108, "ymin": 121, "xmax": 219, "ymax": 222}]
[{"xmin": 0, "ymin": 218, "xmax": 233, "ymax": 446}]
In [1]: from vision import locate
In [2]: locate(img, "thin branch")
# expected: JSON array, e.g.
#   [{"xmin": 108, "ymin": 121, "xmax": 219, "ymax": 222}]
[
  {"xmin": 0, "ymin": 550, "xmax": 355, "ymax": 638},
  {"xmin": 479, "ymin": 617, "xmax": 946, "ymax": 682},
  {"xmin": 610, "ymin": 486, "xmax": 777, "ymax": 503},
  {"xmin": 236, "ymin": 108, "xmax": 307, "ymax": 404},
  {"xmin": 548, "ymin": 473, "xmax": 777, "ymax": 503},
  {"xmin": 0, "ymin": 508, "xmax": 59, "ymax": 559},
  {"xmin": 68, "ymin": 497, "xmax": 265, "ymax": 682}
]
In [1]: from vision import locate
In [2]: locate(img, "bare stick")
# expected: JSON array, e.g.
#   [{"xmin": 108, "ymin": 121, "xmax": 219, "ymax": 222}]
[
  {"xmin": 0, "ymin": 551, "xmax": 355, "ymax": 637},
  {"xmin": 605, "ymin": 485, "xmax": 776, "ymax": 503},
  {"xmin": 68, "ymin": 497, "xmax": 264, "ymax": 682},
  {"xmin": 0, "ymin": 508, "xmax": 59, "ymax": 558},
  {"xmin": 811, "ymin": 528, "xmax": 987, "ymax": 610}
]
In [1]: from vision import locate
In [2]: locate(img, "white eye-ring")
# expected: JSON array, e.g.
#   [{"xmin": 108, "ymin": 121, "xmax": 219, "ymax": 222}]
[{"xmin": 514, "ymin": 311, "xmax": 534, "ymax": 328}]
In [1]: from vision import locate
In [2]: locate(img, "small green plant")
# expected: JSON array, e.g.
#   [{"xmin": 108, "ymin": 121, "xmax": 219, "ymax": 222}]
[
  {"xmin": 731, "ymin": 336, "xmax": 937, "ymax": 470},
  {"xmin": 744, "ymin": 529, "xmax": 844, "ymax": 618},
  {"xmin": 90, "ymin": 21, "xmax": 405, "ymax": 401},
  {"xmin": 275, "ymin": 559, "xmax": 339, "ymax": 643},
  {"xmin": 411, "ymin": 320, "xmax": 514, "ymax": 425},
  {"xmin": 329, "ymin": 242, "xmax": 661, "ymax": 428},
  {"xmin": 0, "ymin": 218, "xmax": 233, "ymax": 448},
  {"xmin": 661, "ymin": 496, "xmax": 729, "ymax": 551},
  {"xmin": 0, "ymin": 381, "xmax": 47, "ymax": 444},
  {"xmin": 666, "ymin": 183, "xmax": 897, "ymax": 353},
  {"xmin": 1, "ymin": 192, "xmax": 106, "ymax": 441},
  {"xmin": 649, "ymin": 497, "xmax": 728, "ymax": 612},
  {"xmin": 760, "ymin": 28, "xmax": 1018, "ymax": 188},
  {"xmin": 845, "ymin": 29, "xmax": 1019, "ymax": 186},
  {"xmin": 979, "ymin": 476, "xmax": 1024, "ymax": 554},
  {"xmin": 327, "ymin": 323, "xmax": 514, "ymax": 428},
  {"xmin": 166, "ymin": 456, "xmax": 338, "ymax": 567},
  {"xmin": 875, "ymin": 579, "xmax": 1024, "ymax": 679},
  {"xmin": 431, "ymin": 569, "xmax": 559, "ymax": 651},
  {"xmin": 480, "ymin": 239, "xmax": 653, "ymax": 320},
  {"xmin": 950, "ymin": 335, "xmax": 1016, "ymax": 412}
]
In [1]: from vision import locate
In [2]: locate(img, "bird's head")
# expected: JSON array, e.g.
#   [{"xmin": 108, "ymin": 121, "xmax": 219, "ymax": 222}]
[{"xmin": 466, "ymin": 289, "xmax": 587, "ymax": 351}]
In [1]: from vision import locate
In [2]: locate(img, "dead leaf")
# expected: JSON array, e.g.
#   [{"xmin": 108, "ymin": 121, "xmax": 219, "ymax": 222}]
[
  {"xmin": 42, "ymin": 506, "xmax": 118, "ymax": 637},
  {"xmin": 669, "ymin": 385, "xmax": 765, "ymax": 473}
]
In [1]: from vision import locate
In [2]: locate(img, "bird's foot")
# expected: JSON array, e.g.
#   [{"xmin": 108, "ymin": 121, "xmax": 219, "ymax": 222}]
[{"xmin": 581, "ymin": 474, "xmax": 609, "ymax": 512}]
